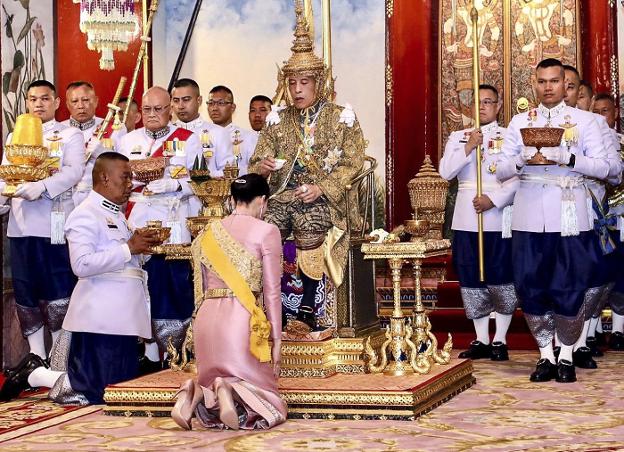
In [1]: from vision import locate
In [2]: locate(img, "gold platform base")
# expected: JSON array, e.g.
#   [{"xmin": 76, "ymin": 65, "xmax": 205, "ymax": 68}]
[
  {"xmin": 279, "ymin": 331, "xmax": 386, "ymax": 378},
  {"xmin": 103, "ymin": 358, "xmax": 474, "ymax": 420}
]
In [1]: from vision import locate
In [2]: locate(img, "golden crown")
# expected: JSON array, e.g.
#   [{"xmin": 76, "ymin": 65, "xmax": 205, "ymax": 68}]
[{"xmin": 280, "ymin": 0, "xmax": 330, "ymax": 101}]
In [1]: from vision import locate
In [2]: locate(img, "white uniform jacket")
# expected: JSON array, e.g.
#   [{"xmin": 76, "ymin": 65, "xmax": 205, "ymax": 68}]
[
  {"xmin": 497, "ymin": 102, "xmax": 609, "ymax": 233},
  {"xmin": 172, "ymin": 117, "xmax": 234, "ymax": 177},
  {"xmin": 226, "ymin": 123, "xmax": 258, "ymax": 176},
  {"xmin": 439, "ymin": 122, "xmax": 518, "ymax": 232},
  {"xmin": 62, "ymin": 191, "xmax": 151, "ymax": 338}
]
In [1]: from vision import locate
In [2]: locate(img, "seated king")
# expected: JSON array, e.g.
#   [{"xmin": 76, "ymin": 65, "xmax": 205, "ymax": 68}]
[{"xmin": 249, "ymin": 2, "xmax": 366, "ymax": 334}]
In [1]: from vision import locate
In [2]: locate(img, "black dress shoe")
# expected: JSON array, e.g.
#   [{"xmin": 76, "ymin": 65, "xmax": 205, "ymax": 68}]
[
  {"xmin": 490, "ymin": 342, "xmax": 509, "ymax": 361},
  {"xmin": 138, "ymin": 356, "xmax": 163, "ymax": 376},
  {"xmin": 3, "ymin": 353, "xmax": 49, "ymax": 379},
  {"xmin": 458, "ymin": 341, "xmax": 492, "ymax": 359},
  {"xmin": 573, "ymin": 347, "xmax": 598, "ymax": 369},
  {"xmin": 529, "ymin": 358, "xmax": 557, "ymax": 382},
  {"xmin": 0, "ymin": 354, "xmax": 46, "ymax": 401},
  {"xmin": 556, "ymin": 359, "xmax": 577, "ymax": 383},
  {"xmin": 586, "ymin": 336, "xmax": 604, "ymax": 357},
  {"xmin": 609, "ymin": 331, "xmax": 624, "ymax": 350},
  {"xmin": 553, "ymin": 346, "xmax": 561, "ymax": 360}
]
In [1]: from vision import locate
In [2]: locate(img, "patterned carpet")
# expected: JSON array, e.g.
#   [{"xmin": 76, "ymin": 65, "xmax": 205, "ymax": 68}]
[{"xmin": 1, "ymin": 352, "xmax": 624, "ymax": 451}]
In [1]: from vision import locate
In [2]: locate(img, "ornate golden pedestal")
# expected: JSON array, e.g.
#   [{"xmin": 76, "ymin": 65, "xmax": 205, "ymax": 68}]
[{"xmin": 362, "ymin": 238, "xmax": 453, "ymax": 376}]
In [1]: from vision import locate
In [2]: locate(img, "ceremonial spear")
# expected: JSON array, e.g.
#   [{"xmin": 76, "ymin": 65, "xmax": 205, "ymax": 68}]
[
  {"xmin": 122, "ymin": 0, "xmax": 159, "ymax": 125},
  {"xmin": 471, "ymin": 6, "xmax": 485, "ymax": 281}
]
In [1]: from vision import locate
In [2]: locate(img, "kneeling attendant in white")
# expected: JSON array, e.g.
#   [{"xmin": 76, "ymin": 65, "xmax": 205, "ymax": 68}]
[{"xmin": 0, "ymin": 153, "xmax": 162, "ymax": 404}]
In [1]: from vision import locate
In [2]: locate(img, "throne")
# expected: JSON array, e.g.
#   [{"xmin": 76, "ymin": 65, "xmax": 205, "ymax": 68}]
[{"xmin": 279, "ymin": 155, "xmax": 386, "ymax": 377}]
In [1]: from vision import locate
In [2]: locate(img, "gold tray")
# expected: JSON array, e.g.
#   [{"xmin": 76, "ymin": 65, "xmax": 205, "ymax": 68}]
[
  {"xmin": 0, "ymin": 165, "xmax": 49, "ymax": 196},
  {"xmin": 130, "ymin": 157, "xmax": 166, "ymax": 184}
]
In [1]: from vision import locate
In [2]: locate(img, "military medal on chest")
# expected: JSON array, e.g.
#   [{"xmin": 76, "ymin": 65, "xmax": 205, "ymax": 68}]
[
  {"xmin": 44, "ymin": 131, "xmax": 63, "ymax": 174},
  {"xmin": 559, "ymin": 115, "xmax": 578, "ymax": 147}
]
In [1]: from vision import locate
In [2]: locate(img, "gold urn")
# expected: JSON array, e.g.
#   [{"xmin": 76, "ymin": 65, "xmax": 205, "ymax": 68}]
[
  {"xmin": 0, "ymin": 114, "xmax": 50, "ymax": 196},
  {"xmin": 407, "ymin": 155, "xmax": 449, "ymax": 239}
]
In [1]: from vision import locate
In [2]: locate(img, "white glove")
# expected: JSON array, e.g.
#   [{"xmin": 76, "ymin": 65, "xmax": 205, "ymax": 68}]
[
  {"xmin": 540, "ymin": 147, "xmax": 571, "ymax": 165},
  {"xmin": 515, "ymin": 147, "xmax": 537, "ymax": 168},
  {"xmin": 146, "ymin": 179, "xmax": 180, "ymax": 194},
  {"xmin": 14, "ymin": 181, "xmax": 46, "ymax": 201}
]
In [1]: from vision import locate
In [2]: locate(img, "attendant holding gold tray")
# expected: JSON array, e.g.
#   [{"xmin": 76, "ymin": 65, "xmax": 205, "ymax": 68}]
[
  {"xmin": 496, "ymin": 59, "xmax": 610, "ymax": 384},
  {"xmin": 118, "ymin": 87, "xmax": 203, "ymax": 372},
  {"xmin": 0, "ymin": 80, "xmax": 85, "ymax": 370}
]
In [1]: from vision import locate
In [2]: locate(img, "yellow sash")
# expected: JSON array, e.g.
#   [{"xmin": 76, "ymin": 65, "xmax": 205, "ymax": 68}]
[{"xmin": 201, "ymin": 226, "xmax": 271, "ymax": 362}]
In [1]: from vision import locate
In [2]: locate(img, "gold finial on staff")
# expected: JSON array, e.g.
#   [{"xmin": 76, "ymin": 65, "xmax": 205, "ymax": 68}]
[
  {"xmin": 123, "ymin": 0, "xmax": 159, "ymax": 125},
  {"xmin": 470, "ymin": 6, "xmax": 485, "ymax": 282},
  {"xmin": 303, "ymin": 0, "xmax": 314, "ymax": 42}
]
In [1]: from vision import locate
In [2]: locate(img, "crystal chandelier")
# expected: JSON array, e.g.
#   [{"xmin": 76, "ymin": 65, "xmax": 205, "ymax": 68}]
[{"xmin": 73, "ymin": 0, "xmax": 140, "ymax": 71}]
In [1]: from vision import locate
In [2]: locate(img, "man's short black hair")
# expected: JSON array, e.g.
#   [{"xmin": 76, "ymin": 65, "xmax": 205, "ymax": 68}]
[
  {"xmin": 92, "ymin": 152, "xmax": 130, "ymax": 185},
  {"xmin": 562, "ymin": 64, "xmax": 580, "ymax": 79},
  {"xmin": 479, "ymin": 84, "xmax": 499, "ymax": 100},
  {"xmin": 209, "ymin": 85, "xmax": 234, "ymax": 102},
  {"xmin": 27, "ymin": 80, "xmax": 57, "ymax": 96},
  {"xmin": 66, "ymin": 80, "xmax": 94, "ymax": 92},
  {"xmin": 536, "ymin": 58, "xmax": 564, "ymax": 72},
  {"xmin": 118, "ymin": 96, "xmax": 138, "ymax": 108},
  {"xmin": 172, "ymin": 78, "xmax": 200, "ymax": 93},
  {"xmin": 593, "ymin": 92, "xmax": 615, "ymax": 105},
  {"xmin": 249, "ymin": 95, "xmax": 273, "ymax": 107},
  {"xmin": 580, "ymin": 79, "xmax": 594, "ymax": 96}
]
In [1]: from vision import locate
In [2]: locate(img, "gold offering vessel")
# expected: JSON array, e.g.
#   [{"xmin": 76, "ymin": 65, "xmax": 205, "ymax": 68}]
[
  {"xmin": 186, "ymin": 162, "xmax": 240, "ymax": 237},
  {"xmin": 141, "ymin": 220, "xmax": 171, "ymax": 252},
  {"xmin": 407, "ymin": 154, "xmax": 449, "ymax": 240},
  {"xmin": 129, "ymin": 157, "xmax": 166, "ymax": 184},
  {"xmin": 520, "ymin": 127, "xmax": 564, "ymax": 165},
  {"xmin": 0, "ymin": 114, "xmax": 50, "ymax": 196}
]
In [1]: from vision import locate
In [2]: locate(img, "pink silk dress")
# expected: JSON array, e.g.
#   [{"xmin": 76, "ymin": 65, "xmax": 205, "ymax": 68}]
[{"xmin": 191, "ymin": 215, "xmax": 287, "ymax": 429}]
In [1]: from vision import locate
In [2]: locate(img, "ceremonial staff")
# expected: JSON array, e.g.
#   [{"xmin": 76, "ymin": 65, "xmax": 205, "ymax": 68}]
[
  {"xmin": 84, "ymin": 76, "xmax": 127, "ymax": 162},
  {"xmin": 96, "ymin": 77, "xmax": 127, "ymax": 141},
  {"xmin": 123, "ymin": 0, "xmax": 159, "ymax": 125},
  {"xmin": 470, "ymin": 6, "xmax": 485, "ymax": 281}
]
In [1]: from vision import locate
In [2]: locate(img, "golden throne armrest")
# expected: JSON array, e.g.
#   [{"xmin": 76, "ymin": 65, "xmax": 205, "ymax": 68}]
[{"xmin": 345, "ymin": 155, "xmax": 378, "ymax": 238}]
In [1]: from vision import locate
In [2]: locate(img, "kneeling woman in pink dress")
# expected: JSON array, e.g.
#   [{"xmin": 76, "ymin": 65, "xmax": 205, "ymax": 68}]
[{"xmin": 172, "ymin": 173, "xmax": 287, "ymax": 430}]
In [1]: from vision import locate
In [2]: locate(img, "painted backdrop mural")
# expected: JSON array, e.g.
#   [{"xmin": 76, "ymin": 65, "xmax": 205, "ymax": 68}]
[
  {"xmin": 1, "ymin": 0, "xmax": 55, "ymax": 139},
  {"xmin": 151, "ymin": 0, "xmax": 385, "ymax": 179}
]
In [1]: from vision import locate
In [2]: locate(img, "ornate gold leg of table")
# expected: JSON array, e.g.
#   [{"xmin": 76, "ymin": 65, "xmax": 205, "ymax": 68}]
[
  {"xmin": 410, "ymin": 258, "xmax": 452, "ymax": 372},
  {"xmin": 365, "ymin": 257, "xmax": 418, "ymax": 375}
]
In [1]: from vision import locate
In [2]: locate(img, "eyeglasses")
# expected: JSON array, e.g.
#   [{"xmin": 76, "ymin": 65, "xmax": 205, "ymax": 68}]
[
  {"xmin": 207, "ymin": 100, "xmax": 233, "ymax": 107},
  {"xmin": 480, "ymin": 99, "xmax": 498, "ymax": 106},
  {"xmin": 141, "ymin": 105, "xmax": 169, "ymax": 115}
]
